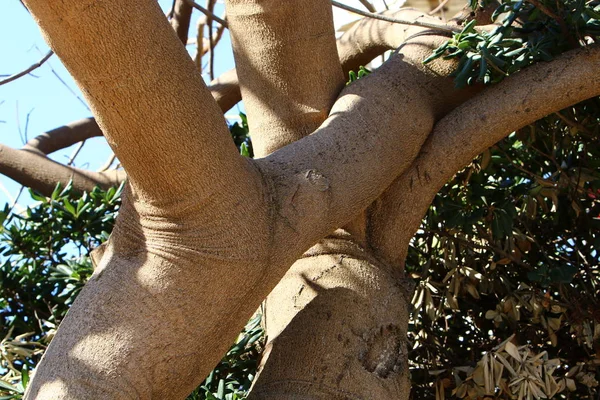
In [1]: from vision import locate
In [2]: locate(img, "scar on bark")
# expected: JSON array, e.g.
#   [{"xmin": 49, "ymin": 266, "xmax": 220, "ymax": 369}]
[
  {"xmin": 289, "ymin": 169, "xmax": 331, "ymax": 215},
  {"xmin": 358, "ymin": 324, "xmax": 407, "ymax": 379}
]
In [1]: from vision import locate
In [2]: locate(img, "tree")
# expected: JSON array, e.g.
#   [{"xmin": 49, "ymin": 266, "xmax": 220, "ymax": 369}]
[{"xmin": 1, "ymin": 0, "xmax": 599, "ymax": 398}]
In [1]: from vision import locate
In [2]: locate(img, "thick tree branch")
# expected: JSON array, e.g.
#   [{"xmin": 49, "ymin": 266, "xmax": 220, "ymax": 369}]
[
  {"xmin": 224, "ymin": 1, "xmax": 348, "ymax": 395},
  {"xmin": 225, "ymin": 0, "xmax": 345, "ymax": 157},
  {"xmin": 19, "ymin": 2, "xmax": 599, "ymax": 399},
  {"xmin": 21, "ymin": 73, "xmax": 241, "ymax": 156},
  {"xmin": 0, "ymin": 144, "xmax": 124, "ymax": 196},
  {"xmin": 179, "ymin": 10, "xmax": 477, "ymax": 124},
  {"xmin": 209, "ymin": 68, "xmax": 241, "ymax": 113},
  {"xmin": 256, "ymin": 31, "xmax": 468, "ymax": 261},
  {"xmin": 368, "ymin": 45, "xmax": 600, "ymax": 266},
  {"xmin": 23, "ymin": 0, "xmax": 249, "ymax": 205},
  {"xmin": 338, "ymin": 9, "xmax": 446, "ymax": 75},
  {"xmin": 22, "ymin": 117, "xmax": 102, "ymax": 155},
  {"xmin": 20, "ymin": 2, "xmax": 268, "ymax": 399}
]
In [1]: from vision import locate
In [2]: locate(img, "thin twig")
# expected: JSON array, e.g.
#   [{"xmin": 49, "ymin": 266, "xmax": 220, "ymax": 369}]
[
  {"xmin": 99, "ymin": 153, "xmax": 117, "ymax": 172},
  {"xmin": 0, "ymin": 50, "xmax": 53, "ymax": 86},
  {"xmin": 9, "ymin": 186, "xmax": 25, "ymax": 216},
  {"xmin": 194, "ymin": 17, "xmax": 206, "ymax": 69},
  {"xmin": 184, "ymin": 0, "xmax": 228, "ymax": 27},
  {"xmin": 208, "ymin": 0, "xmax": 216, "ymax": 80},
  {"xmin": 358, "ymin": 0, "xmax": 376, "ymax": 12},
  {"xmin": 67, "ymin": 140, "xmax": 86, "ymax": 166},
  {"xmin": 429, "ymin": 0, "xmax": 451, "ymax": 15},
  {"xmin": 331, "ymin": 1, "xmax": 461, "ymax": 33},
  {"xmin": 49, "ymin": 68, "xmax": 89, "ymax": 111}
]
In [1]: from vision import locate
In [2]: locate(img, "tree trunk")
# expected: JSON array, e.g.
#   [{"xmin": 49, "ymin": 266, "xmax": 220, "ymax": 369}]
[{"xmin": 251, "ymin": 232, "xmax": 413, "ymax": 399}]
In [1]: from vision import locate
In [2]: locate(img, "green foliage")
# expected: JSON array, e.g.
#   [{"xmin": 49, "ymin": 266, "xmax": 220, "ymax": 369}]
[
  {"xmin": 0, "ymin": 182, "xmax": 122, "ymax": 398},
  {"xmin": 0, "ymin": 118, "xmax": 261, "ymax": 399},
  {"xmin": 425, "ymin": 0, "xmax": 600, "ymax": 87},
  {"xmin": 346, "ymin": 66, "xmax": 371, "ymax": 85},
  {"xmin": 229, "ymin": 113, "xmax": 253, "ymax": 158},
  {"xmin": 415, "ymin": 4, "xmax": 600, "ymax": 395},
  {"xmin": 187, "ymin": 314, "xmax": 264, "ymax": 400},
  {"xmin": 407, "ymin": 98, "xmax": 600, "ymax": 399}
]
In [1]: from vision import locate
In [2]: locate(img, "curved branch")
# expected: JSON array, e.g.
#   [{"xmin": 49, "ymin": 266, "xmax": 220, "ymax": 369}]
[
  {"xmin": 210, "ymin": 10, "xmax": 465, "ymax": 136},
  {"xmin": 337, "ymin": 6, "xmax": 499, "ymax": 76},
  {"xmin": 173, "ymin": 10, "xmax": 482, "ymax": 123},
  {"xmin": 24, "ymin": 0, "xmax": 248, "ymax": 204},
  {"xmin": 22, "ymin": 117, "xmax": 103, "ymax": 155},
  {"xmin": 256, "ymin": 30, "xmax": 467, "ymax": 261},
  {"xmin": 0, "ymin": 144, "xmax": 125, "ymax": 197},
  {"xmin": 368, "ymin": 45, "xmax": 600, "ymax": 266}
]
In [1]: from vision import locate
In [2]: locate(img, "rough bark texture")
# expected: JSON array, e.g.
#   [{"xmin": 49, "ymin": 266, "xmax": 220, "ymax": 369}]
[
  {"xmin": 251, "ymin": 237, "xmax": 413, "ymax": 399},
  {"xmin": 226, "ymin": 0, "xmax": 345, "ymax": 157},
  {"xmin": 14, "ymin": 0, "xmax": 600, "ymax": 399},
  {"xmin": 22, "ymin": 1, "xmax": 268, "ymax": 398},
  {"xmin": 238, "ymin": 8, "xmax": 483, "ymax": 398}
]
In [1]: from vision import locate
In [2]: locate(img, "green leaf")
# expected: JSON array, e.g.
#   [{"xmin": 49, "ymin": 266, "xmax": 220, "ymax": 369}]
[
  {"xmin": 478, "ymin": 57, "xmax": 488, "ymax": 81},
  {"xmin": 217, "ymin": 379, "xmax": 225, "ymax": 399},
  {"xmin": 21, "ymin": 367, "xmax": 29, "ymax": 390},
  {"xmin": 240, "ymin": 142, "xmax": 250, "ymax": 158},
  {"xmin": 27, "ymin": 189, "xmax": 46, "ymax": 203},
  {"xmin": 62, "ymin": 200, "xmax": 76, "ymax": 217},
  {"xmin": 50, "ymin": 182, "xmax": 63, "ymax": 201}
]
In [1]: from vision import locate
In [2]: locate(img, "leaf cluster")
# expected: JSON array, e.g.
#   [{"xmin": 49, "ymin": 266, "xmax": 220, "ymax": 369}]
[
  {"xmin": 426, "ymin": 0, "xmax": 600, "ymax": 87},
  {"xmin": 0, "ymin": 183, "xmax": 122, "ymax": 398}
]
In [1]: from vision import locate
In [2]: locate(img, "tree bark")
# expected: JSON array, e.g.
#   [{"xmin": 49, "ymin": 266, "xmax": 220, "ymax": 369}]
[
  {"xmin": 237, "ymin": 7, "xmax": 475, "ymax": 398},
  {"xmin": 17, "ymin": 0, "xmax": 600, "ymax": 399}
]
